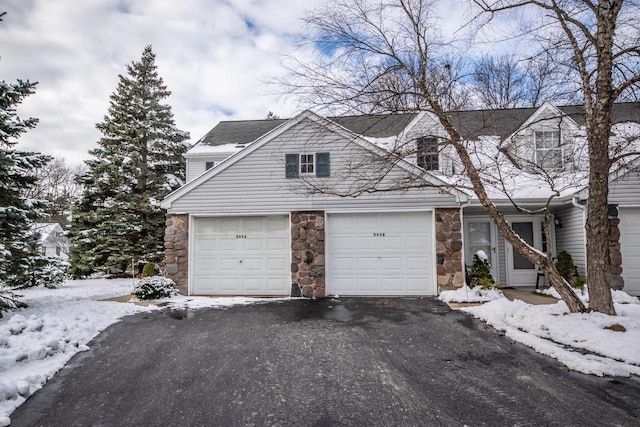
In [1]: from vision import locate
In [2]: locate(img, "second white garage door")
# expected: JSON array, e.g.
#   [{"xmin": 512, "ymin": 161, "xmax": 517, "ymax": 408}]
[
  {"xmin": 191, "ymin": 215, "xmax": 289, "ymax": 296},
  {"xmin": 619, "ymin": 207, "xmax": 640, "ymax": 296},
  {"xmin": 327, "ymin": 211, "xmax": 434, "ymax": 296}
]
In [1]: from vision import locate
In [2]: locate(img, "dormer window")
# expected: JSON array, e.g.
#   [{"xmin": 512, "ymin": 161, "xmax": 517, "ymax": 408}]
[
  {"xmin": 535, "ymin": 131, "xmax": 562, "ymax": 170},
  {"xmin": 417, "ymin": 137, "xmax": 439, "ymax": 171}
]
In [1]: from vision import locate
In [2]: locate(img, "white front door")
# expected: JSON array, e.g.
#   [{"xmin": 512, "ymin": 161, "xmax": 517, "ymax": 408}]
[
  {"xmin": 191, "ymin": 215, "xmax": 290, "ymax": 296},
  {"xmin": 464, "ymin": 218, "xmax": 498, "ymax": 281},
  {"xmin": 619, "ymin": 207, "xmax": 640, "ymax": 295},
  {"xmin": 505, "ymin": 217, "xmax": 542, "ymax": 287},
  {"xmin": 327, "ymin": 211, "xmax": 434, "ymax": 296}
]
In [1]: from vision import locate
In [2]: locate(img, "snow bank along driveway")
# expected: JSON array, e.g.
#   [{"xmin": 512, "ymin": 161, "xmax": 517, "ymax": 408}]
[
  {"xmin": 0, "ymin": 279, "xmax": 284, "ymax": 426},
  {"xmin": 0, "ymin": 279, "xmax": 151, "ymax": 425}
]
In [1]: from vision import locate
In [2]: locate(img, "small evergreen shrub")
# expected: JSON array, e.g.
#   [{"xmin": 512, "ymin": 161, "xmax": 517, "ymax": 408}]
[
  {"xmin": 555, "ymin": 251, "xmax": 578, "ymax": 282},
  {"xmin": 572, "ymin": 276, "xmax": 587, "ymax": 288},
  {"xmin": 141, "ymin": 262, "xmax": 159, "ymax": 278},
  {"xmin": 467, "ymin": 252, "xmax": 496, "ymax": 289},
  {"xmin": 133, "ymin": 276, "xmax": 179, "ymax": 300}
]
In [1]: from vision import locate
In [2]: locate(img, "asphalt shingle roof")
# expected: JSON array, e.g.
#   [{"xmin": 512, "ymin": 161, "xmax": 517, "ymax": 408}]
[{"xmin": 195, "ymin": 103, "xmax": 639, "ymax": 147}]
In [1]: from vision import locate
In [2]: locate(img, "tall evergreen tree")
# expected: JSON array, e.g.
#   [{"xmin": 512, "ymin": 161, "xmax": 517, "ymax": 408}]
[
  {"xmin": 69, "ymin": 45, "xmax": 189, "ymax": 277},
  {"xmin": 0, "ymin": 73, "xmax": 55, "ymax": 313}
]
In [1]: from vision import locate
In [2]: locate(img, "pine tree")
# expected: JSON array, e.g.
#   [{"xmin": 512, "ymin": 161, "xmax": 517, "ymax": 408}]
[
  {"xmin": 69, "ymin": 45, "xmax": 189, "ymax": 277},
  {"xmin": 0, "ymin": 76, "xmax": 56, "ymax": 313}
]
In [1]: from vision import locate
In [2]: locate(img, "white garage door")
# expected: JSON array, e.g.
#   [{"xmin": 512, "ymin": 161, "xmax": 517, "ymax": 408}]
[
  {"xmin": 619, "ymin": 207, "xmax": 640, "ymax": 296},
  {"xmin": 327, "ymin": 211, "xmax": 434, "ymax": 296},
  {"xmin": 192, "ymin": 216, "xmax": 289, "ymax": 296}
]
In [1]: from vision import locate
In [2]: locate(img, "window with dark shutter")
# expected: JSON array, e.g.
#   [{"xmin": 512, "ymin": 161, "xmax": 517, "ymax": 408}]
[
  {"xmin": 285, "ymin": 153, "xmax": 299, "ymax": 177},
  {"xmin": 417, "ymin": 137, "xmax": 439, "ymax": 171},
  {"xmin": 316, "ymin": 152, "xmax": 330, "ymax": 177}
]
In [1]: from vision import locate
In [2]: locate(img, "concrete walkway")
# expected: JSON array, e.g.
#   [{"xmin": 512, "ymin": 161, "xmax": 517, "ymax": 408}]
[
  {"xmin": 502, "ymin": 287, "xmax": 558, "ymax": 305},
  {"xmin": 447, "ymin": 287, "xmax": 557, "ymax": 310}
]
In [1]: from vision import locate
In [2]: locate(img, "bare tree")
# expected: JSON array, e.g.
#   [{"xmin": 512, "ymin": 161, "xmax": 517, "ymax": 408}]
[
  {"xmin": 281, "ymin": 0, "xmax": 640, "ymax": 314},
  {"xmin": 22, "ymin": 157, "xmax": 85, "ymax": 226},
  {"xmin": 472, "ymin": 0, "xmax": 640, "ymax": 315}
]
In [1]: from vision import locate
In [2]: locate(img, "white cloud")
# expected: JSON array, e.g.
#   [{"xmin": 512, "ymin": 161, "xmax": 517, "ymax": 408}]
[{"xmin": 1, "ymin": 0, "xmax": 321, "ymax": 165}]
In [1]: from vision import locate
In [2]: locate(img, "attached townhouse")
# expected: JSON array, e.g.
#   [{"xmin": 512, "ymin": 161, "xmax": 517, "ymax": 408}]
[{"xmin": 161, "ymin": 102, "xmax": 640, "ymax": 297}]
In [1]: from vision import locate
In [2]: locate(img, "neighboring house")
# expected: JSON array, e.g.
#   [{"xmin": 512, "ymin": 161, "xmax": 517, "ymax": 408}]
[
  {"xmin": 161, "ymin": 102, "xmax": 640, "ymax": 297},
  {"xmin": 31, "ymin": 223, "xmax": 69, "ymax": 259}
]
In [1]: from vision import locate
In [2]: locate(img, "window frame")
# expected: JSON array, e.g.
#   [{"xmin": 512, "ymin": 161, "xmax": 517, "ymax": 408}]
[
  {"xmin": 534, "ymin": 130, "xmax": 563, "ymax": 170},
  {"xmin": 299, "ymin": 153, "xmax": 315, "ymax": 175},
  {"xmin": 416, "ymin": 137, "xmax": 439, "ymax": 171}
]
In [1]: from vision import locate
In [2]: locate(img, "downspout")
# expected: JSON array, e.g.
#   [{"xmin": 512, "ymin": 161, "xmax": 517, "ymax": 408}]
[
  {"xmin": 458, "ymin": 198, "xmax": 472, "ymax": 288},
  {"xmin": 572, "ymin": 197, "xmax": 587, "ymax": 275}
]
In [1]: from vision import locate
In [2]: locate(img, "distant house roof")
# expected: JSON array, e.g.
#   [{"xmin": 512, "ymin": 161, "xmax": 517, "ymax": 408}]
[
  {"xmin": 191, "ymin": 103, "xmax": 639, "ymax": 149},
  {"xmin": 31, "ymin": 223, "xmax": 62, "ymax": 244}
]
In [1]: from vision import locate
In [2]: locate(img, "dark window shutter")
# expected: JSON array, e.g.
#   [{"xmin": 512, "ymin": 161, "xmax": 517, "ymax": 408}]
[
  {"xmin": 316, "ymin": 152, "xmax": 330, "ymax": 177},
  {"xmin": 285, "ymin": 153, "xmax": 299, "ymax": 177}
]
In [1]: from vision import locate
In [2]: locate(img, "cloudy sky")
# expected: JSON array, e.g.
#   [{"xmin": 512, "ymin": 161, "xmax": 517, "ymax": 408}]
[{"xmin": 1, "ymin": 0, "xmax": 326, "ymax": 165}]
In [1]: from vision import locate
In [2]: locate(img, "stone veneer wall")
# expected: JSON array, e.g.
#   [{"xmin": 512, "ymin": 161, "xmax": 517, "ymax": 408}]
[
  {"xmin": 290, "ymin": 211, "xmax": 325, "ymax": 298},
  {"xmin": 435, "ymin": 208, "xmax": 464, "ymax": 292},
  {"xmin": 607, "ymin": 205, "xmax": 624, "ymax": 290},
  {"xmin": 164, "ymin": 214, "xmax": 189, "ymax": 295}
]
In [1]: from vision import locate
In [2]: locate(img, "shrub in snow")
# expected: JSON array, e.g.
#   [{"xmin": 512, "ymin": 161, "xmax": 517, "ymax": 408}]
[
  {"xmin": 554, "ymin": 250, "xmax": 584, "ymax": 287},
  {"xmin": 466, "ymin": 252, "xmax": 496, "ymax": 289},
  {"xmin": 141, "ymin": 262, "xmax": 159, "ymax": 278},
  {"xmin": 133, "ymin": 276, "xmax": 178, "ymax": 300}
]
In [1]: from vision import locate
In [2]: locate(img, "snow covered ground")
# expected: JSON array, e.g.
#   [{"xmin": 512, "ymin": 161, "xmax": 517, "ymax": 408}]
[
  {"xmin": 0, "ymin": 279, "xmax": 285, "ymax": 426},
  {"xmin": 439, "ymin": 286, "xmax": 640, "ymax": 377},
  {"xmin": 2, "ymin": 280, "xmax": 639, "ymax": 425}
]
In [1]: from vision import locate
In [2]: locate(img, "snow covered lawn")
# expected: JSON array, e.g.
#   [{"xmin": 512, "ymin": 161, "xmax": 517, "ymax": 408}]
[
  {"xmin": 0, "ymin": 279, "xmax": 286, "ymax": 426},
  {"xmin": 451, "ymin": 289, "xmax": 640, "ymax": 378}
]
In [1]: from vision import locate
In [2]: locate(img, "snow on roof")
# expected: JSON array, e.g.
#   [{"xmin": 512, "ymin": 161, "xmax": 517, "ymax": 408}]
[
  {"xmin": 30, "ymin": 223, "xmax": 61, "ymax": 242},
  {"xmin": 186, "ymin": 142, "xmax": 246, "ymax": 155}
]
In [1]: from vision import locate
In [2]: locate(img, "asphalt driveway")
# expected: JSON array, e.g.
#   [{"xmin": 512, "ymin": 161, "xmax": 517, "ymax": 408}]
[{"xmin": 10, "ymin": 298, "xmax": 640, "ymax": 426}]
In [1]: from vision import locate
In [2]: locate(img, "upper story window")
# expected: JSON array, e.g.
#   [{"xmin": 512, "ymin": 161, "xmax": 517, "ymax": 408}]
[
  {"xmin": 205, "ymin": 161, "xmax": 215, "ymax": 171},
  {"xmin": 286, "ymin": 153, "xmax": 330, "ymax": 178},
  {"xmin": 417, "ymin": 137, "xmax": 439, "ymax": 171},
  {"xmin": 535, "ymin": 131, "xmax": 562, "ymax": 170},
  {"xmin": 300, "ymin": 154, "xmax": 315, "ymax": 174}
]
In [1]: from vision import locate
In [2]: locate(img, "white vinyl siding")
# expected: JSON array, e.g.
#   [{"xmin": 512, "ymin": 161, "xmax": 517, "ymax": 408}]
[
  {"xmin": 168, "ymin": 119, "xmax": 459, "ymax": 214},
  {"xmin": 609, "ymin": 170, "xmax": 640, "ymax": 206},
  {"xmin": 554, "ymin": 204, "xmax": 586, "ymax": 276},
  {"xmin": 186, "ymin": 152, "xmax": 237, "ymax": 182}
]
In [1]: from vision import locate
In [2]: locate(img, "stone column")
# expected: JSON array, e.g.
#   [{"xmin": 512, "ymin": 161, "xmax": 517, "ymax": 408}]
[
  {"xmin": 435, "ymin": 208, "xmax": 464, "ymax": 292},
  {"xmin": 164, "ymin": 214, "xmax": 189, "ymax": 295},
  {"xmin": 607, "ymin": 205, "xmax": 624, "ymax": 290},
  {"xmin": 290, "ymin": 211, "xmax": 325, "ymax": 298}
]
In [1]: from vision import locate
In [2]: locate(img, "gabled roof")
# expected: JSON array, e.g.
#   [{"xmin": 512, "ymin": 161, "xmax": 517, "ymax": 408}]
[
  {"xmin": 448, "ymin": 102, "xmax": 639, "ymax": 140},
  {"xmin": 192, "ymin": 113, "xmax": 419, "ymax": 149},
  {"xmin": 192, "ymin": 103, "xmax": 638, "ymax": 150},
  {"xmin": 162, "ymin": 110, "xmax": 468, "ymax": 208}
]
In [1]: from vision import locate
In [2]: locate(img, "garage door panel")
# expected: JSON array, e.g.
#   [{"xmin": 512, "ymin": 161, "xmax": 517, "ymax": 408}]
[
  {"xmin": 381, "ymin": 257, "xmax": 403, "ymax": 270},
  {"xmin": 356, "ymin": 257, "xmax": 379, "ymax": 271},
  {"xmin": 328, "ymin": 211, "xmax": 434, "ymax": 296},
  {"xmin": 381, "ymin": 236, "xmax": 404, "ymax": 250},
  {"xmin": 192, "ymin": 215, "xmax": 289, "ymax": 296},
  {"xmin": 381, "ymin": 278, "xmax": 403, "ymax": 292},
  {"xmin": 267, "ymin": 237, "xmax": 288, "ymax": 250},
  {"xmin": 356, "ymin": 236, "xmax": 377, "ymax": 250}
]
